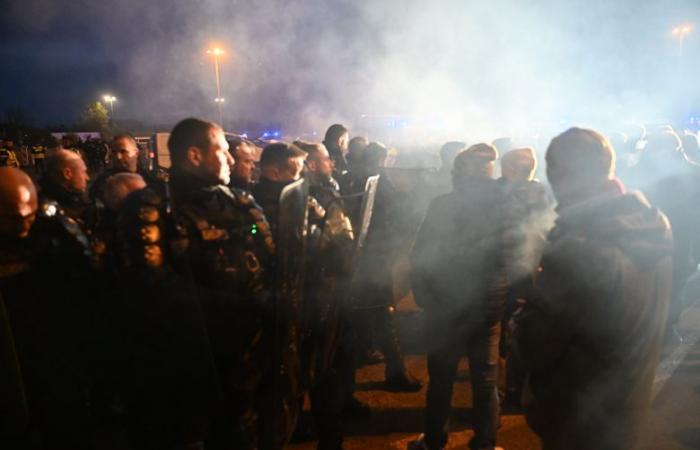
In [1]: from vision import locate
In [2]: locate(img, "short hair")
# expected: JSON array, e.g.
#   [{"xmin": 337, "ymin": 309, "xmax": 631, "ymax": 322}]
[
  {"xmin": 168, "ymin": 118, "xmax": 219, "ymax": 167},
  {"xmin": 348, "ymin": 136, "xmax": 368, "ymax": 154},
  {"xmin": 363, "ymin": 141, "xmax": 389, "ymax": 168},
  {"xmin": 323, "ymin": 124, "xmax": 348, "ymax": 147},
  {"xmin": 44, "ymin": 149, "xmax": 82, "ymax": 184},
  {"xmin": 546, "ymin": 127, "xmax": 615, "ymax": 182},
  {"xmin": 259, "ymin": 142, "xmax": 307, "ymax": 170},
  {"xmin": 228, "ymin": 138, "xmax": 254, "ymax": 157},
  {"xmin": 293, "ymin": 140, "xmax": 326, "ymax": 161},
  {"xmin": 112, "ymin": 134, "xmax": 137, "ymax": 146},
  {"xmin": 103, "ymin": 173, "xmax": 146, "ymax": 211}
]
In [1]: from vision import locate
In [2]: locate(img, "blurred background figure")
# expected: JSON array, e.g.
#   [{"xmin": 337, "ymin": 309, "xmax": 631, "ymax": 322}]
[
  {"xmin": 323, "ymin": 124, "xmax": 350, "ymax": 178},
  {"xmin": 228, "ymin": 138, "xmax": 258, "ymax": 193}
]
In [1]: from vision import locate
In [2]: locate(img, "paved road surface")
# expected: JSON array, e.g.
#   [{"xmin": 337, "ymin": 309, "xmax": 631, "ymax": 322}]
[{"xmin": 291, "ymin": 300, "xmax": 700, "ymax": 450}]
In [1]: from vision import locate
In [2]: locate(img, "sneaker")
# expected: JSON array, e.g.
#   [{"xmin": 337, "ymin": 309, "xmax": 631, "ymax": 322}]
[
  {"xmin": 343, "ymin": 397, "xmax": 371, "ymax": 419},
  {"xmin": 384, "ymin": 372, "xmax": 423, "ymax": 392}
]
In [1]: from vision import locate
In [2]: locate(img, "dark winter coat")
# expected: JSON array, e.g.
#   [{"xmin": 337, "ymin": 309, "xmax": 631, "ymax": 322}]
[
  {"xmin": 410, "ymin": 178, "xmax": 512, "ymax": 351},
  {"xmin": 514, "ymin": 189, "xmax": 673, "ymax": 450}
]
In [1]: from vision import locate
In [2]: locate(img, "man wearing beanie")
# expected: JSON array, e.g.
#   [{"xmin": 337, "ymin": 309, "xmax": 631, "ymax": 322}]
[
  {"xmin": 409, "ymin": 143, "xmax": 510, "ymax": 450},
  {"xmin": 514, "ymin": 128, "xmax": 673, "ymax": 450}
]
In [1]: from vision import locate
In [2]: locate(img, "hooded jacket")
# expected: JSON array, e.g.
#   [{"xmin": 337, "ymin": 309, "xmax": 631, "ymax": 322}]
[{"xmin": 514, "ymin": 190, "xmax": 673, "ymax": 450}]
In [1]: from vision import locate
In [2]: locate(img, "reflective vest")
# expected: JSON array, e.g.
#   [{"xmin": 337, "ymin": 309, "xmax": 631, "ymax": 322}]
[{"xmin": 31, "ymin": 146, "xmax": 46, "ymax": 160}]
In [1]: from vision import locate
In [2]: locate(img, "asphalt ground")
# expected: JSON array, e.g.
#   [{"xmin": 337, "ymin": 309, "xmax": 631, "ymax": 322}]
[{"xmin": 290, "ymin": 294, "xmax": 700, "ymax": 450}]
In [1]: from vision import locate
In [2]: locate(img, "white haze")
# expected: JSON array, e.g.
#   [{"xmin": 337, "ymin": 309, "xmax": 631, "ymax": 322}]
[{"xmin": 5, "ymin": 0, "xmax": 700, "ymax": 142}]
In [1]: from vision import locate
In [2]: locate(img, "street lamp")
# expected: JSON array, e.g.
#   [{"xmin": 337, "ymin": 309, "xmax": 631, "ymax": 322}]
[
  {"xmin": 206, "ymin": 47, "xmax": 225, "ymax": 126},
  {"xmin": 672, "ymin": 25, "xmax": 692, "ymax": 58},
  {"xmin": 102, "ymin": 95, "xmax": 117, "ymax": 116}
]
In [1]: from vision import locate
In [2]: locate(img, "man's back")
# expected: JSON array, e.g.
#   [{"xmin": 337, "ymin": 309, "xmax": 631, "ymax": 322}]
[{"xmin": 516, "ymin": 191, "xmax": 672, "ymax": 450}]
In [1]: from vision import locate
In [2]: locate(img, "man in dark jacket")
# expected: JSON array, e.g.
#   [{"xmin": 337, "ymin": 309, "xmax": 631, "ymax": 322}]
[
  {"xmin": 40, "ymin": 149, "xmax": 91, "ymax": 225},
  {"xmin": 117, "ymin": 118, "xmax": 275, "ymax": 450},
  {"xmin": 1, "ymin": 167, "xmax": 97, "ymax": 450},
  {"xmin": 513, "ymin": 127, "xmax": 673, "ymax": 450},
  {"xmin": 251, "ymin": 142, "xmax": 306, "ymax": 234},
  {"xmin": 322, "ymin": 124, "xmax": 349, "ymax": 179},
  {"xmin": 409, "ymin": 143, "xmax": 510, "ymax": 450},
  {"xmin": 89, "ymin": 135, "xmax": 141, "ymax": 206}
]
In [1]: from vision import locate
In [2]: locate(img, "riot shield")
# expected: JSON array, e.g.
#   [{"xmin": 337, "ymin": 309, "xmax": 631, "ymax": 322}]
[
  {"xmin": 264, "ymin": 177, "xmax": 310, "ymax": 450},
  {"xmin": 344, "ymin": 175, "xmax": 379, "ymax": 309},
  {"xmin": 353, "ymin": 175, "xmax": 379, "ymax": 251}
]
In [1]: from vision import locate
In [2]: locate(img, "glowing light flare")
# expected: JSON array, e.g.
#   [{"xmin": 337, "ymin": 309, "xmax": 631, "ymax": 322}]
[
  {"xmin": 214, "ymin": 97, "xmax": 225, "ymax": 103},
  {"xmin": 102, "ymin": 95, "xmax": 117, "ymax": 116},
  {"xmin": 672, "ymin": 25, "xmax": 692, "ymax": 36},
  {"xmin": 206, "ymin": 47, "xmax": 225, "ymax": 56}
]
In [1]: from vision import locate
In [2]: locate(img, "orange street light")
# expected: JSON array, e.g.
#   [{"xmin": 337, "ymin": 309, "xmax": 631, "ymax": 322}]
[
  {"xmin": 206, "ymin": 47, "xmax": 225, "ymax": 125},
  {"xmin": 672, "ymin": 25, "xmax": 692, "ymax": 57}
]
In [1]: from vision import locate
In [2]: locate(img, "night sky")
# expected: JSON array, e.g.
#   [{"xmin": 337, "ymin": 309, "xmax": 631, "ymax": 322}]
[{"xmin": 2, "ymin": 0, "xmax": 699, "ymax": 136}]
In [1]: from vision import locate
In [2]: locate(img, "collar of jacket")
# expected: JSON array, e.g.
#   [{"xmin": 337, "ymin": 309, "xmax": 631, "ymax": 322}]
[{"xmin": 39, "ymin": 179, "xmax": 86, "ymax": 207}]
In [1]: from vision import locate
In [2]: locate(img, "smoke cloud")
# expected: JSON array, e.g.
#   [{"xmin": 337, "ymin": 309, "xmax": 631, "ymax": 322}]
[{"xmin": 1, "ymin": 0, "xmax": 699, "ymax": 140}]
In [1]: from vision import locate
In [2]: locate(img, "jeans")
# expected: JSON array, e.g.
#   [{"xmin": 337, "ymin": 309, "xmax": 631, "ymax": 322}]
[{"xmin": 424, "ymin": 322, "xmax": 501, "ymax": 450}]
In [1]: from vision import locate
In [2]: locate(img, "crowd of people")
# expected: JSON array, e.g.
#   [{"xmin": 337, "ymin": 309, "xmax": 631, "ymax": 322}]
[{"xmin": 0, "ymin": 117, "xmax": 698, "ymax": 450}]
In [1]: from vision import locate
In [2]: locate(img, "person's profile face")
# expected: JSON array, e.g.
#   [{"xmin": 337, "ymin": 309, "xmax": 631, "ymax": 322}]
[
  {"xmin": 69, "ymin": 158, "xmax": 90, "ymax": 193},
  {"xmin": 232, "ymin": 144, "xmax": 256, "ymax": 182},
  {"xmin": 280, "ymin": 156, "xmax": 305, "ymax": 182},
  {"xmin": 339, "ymin": 133, "xmax": 349, "ymax": 153},
  {"xmin": 311, "ymin": 148, "xmax": 334, "ymax": 178},
  {"xmin": 200, "ymin": 128, "xmax": 232, "ymax": 185}
]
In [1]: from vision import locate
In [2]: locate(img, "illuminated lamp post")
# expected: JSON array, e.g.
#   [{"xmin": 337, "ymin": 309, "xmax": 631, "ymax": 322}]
[
  {"xmin": 206, "ymin": 47, "xmax": 225, "ymax": 126},
  {"xmin": 102, "ymin": 95, "xmax": 117, "ymax": 116},
  {"xmin": 672, "ymin": 25, "xmax": 692, "ymax": 58}
]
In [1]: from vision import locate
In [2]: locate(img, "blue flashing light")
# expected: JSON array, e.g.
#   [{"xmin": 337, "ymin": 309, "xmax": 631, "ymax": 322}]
[{"xmin": 273, "ymin": 131, "xmax": 280, "ymax": 137}]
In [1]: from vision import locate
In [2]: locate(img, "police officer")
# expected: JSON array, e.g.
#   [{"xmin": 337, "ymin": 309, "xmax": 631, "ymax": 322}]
[
  {"xmin": 0, "ymin": 140, "xmax": 20, "ymax": 168},
  {"xmin": 40, "ymin": 150, "xmax": 91, "ymax": 226},
  {"xmin": 295, "ymin": 141, "xmax": 357, "ymax": 450},
  {"xmin": 89, "ymin": 135, "xmax": 142, "ymax": 206},
  {"xmin": 116, "ymin": 118, "xmax": 275, "ymax": 450},
  {"xmin": 251, "ymin": 142, "xmax": 307, "ymax": 234},
  {"xmin": 228, "ymin": 138, "xmax": 258, "ymax": 193},
  {"xmin": 31, "ymin": 145, "xmax": 47, "ymax": 176},
  {"xmin": 0, "ymin": 167, "xmax": 97, "ymax": 450},
  {"xmin": 322, "ymin": 124, "xmax": 349, "ymax": 179}
]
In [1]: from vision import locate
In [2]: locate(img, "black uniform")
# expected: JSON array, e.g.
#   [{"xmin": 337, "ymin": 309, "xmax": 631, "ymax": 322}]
[
  {"xmin": 0, "ymin": 198, "xmax": 97, "ymax": 450},
  {"xmin": 39, "ymin": 179, "xmax": 92, "ymax": 228},
  {"xmin": 251, "ymin": 177, "xmax": 294, "ymax": 235},
  {"xmin": 116, "ymin": 169, "xmax": 275, "ymax": 450},
  {"xmin": 304, "ymin": 176, "xmax": 356, "ymax": 450}
]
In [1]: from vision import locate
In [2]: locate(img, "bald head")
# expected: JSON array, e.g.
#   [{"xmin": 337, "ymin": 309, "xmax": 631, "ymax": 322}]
[
  {"xmin": 103, "ymin": 173, "xmax": 146, "ymax": 212},
  {"xmin": 45, "ymin": 150, "xmax": 90, "ymax": 193},
  {"xmin": 0, "ymin": 168, "xmax": 38, "ymax": 238}
]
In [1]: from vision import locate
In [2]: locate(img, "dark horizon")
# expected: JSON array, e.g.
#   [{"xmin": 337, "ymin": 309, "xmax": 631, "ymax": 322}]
[{"xmin": 2, "ymin": 0, "xmax": 699, "ymax": 139}]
